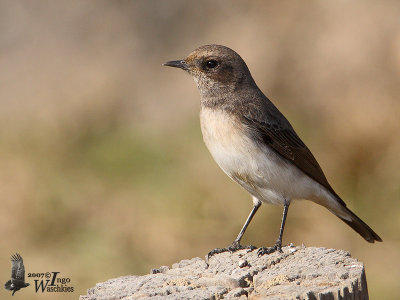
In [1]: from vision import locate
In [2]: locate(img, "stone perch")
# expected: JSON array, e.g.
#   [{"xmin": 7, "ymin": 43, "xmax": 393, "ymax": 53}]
[{"xmin": 80, "ymin": 246, "xmax": 369, "ymax": 299}]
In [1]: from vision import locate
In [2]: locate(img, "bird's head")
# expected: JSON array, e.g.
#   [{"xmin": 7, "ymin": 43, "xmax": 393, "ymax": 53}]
[{"xmin": 164, "ymin": 45, "xmax": 255, "ymax": 97}]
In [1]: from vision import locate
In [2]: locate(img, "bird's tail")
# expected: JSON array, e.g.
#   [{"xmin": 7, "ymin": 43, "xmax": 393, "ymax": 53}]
[
  {"xmin": 4, "ymin": 280, "xmax": 12, "ymax": 290},
  {"xmin": 334, "ymin": 205, "xmax": 382, "ymax": 243}
]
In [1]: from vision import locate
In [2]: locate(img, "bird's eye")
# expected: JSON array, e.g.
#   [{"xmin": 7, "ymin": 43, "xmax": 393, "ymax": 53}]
[{"xmin": 205, "ymin": 59, "xmax": 218, "ymax": 69}]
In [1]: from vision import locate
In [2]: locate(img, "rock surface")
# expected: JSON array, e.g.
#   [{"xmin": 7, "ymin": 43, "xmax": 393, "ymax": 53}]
[{"xmin": 80, "ymin": 246, "xmax": 368, "ymax": 300}]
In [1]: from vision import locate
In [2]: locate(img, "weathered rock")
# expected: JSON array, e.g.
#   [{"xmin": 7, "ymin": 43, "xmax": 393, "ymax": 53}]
[{"xmin": 80, "ymin": 246, "xmax": 368, "ymax": 300}]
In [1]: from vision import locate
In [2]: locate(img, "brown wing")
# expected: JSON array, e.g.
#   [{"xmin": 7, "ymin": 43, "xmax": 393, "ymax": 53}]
[{"xmin": 242, "ymin": 102, "xmax": 346, "ymax": 207}]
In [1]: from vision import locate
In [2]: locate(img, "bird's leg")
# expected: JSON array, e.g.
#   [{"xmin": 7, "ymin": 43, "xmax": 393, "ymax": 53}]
[
  {"xmin": 231, "ymin": 200, "xmax": 261, "ymax": 249},
  {"xmin": 258, "ymin": 203, "xmax": 289, "ymax": 256},
  {"xmin": 208, "ymin": 201, "xmax": 261, "ymax": 258},
  {"xmin": 275, "ymin": 202, "xmax": 290, "ymax": 250}
]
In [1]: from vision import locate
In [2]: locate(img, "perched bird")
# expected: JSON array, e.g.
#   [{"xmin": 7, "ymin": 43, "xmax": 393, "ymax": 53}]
[
  {"xmin": 4, "ymin": 253, "xmax": 30, "ymax": 296},
  {"xmin": 164, "ymin": 45, "xmax": 382, "ymax": 256}
]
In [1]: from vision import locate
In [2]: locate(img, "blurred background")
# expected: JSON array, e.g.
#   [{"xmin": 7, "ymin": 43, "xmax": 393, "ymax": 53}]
[{"xmin": 0, "ymin": 1, "xmax": 399, "ymax": 299}]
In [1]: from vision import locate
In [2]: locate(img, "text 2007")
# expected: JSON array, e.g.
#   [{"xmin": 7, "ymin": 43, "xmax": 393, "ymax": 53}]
[{"xmin": 28, "ymin": 273, "xmax": 45, "ymax": 278}]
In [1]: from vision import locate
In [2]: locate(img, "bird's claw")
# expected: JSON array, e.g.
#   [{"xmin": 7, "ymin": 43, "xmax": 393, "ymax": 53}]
[
  {"xmin": 207, "ymin": 242, "xmax": 256, "ymax": 258},
  {"xmin": 257, "ymin": 241, "xmax": 282, "ymax": 256}
]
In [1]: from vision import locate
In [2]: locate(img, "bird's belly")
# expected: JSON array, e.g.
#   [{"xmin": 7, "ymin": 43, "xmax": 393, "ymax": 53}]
[{"xmin": 200, "ymin": 108, "xmax": 323, "ymax": 205}]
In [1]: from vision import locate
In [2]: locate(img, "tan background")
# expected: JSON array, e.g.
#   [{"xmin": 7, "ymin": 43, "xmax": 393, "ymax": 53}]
[{"xmin": 0, "ymin": 1, "xmax": 399, "ymax": 299}]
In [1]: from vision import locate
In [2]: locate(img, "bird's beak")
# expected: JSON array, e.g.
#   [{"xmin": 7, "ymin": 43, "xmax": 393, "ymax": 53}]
[{"xmin": 163, "ymin": 60, "xmax": 189, "ymax": 71}]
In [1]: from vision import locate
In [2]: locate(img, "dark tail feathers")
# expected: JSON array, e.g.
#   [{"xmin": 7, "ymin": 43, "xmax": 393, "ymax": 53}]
[{"xmin": 338, "ymin": 206, "xmax": 382, "ymax": 243}]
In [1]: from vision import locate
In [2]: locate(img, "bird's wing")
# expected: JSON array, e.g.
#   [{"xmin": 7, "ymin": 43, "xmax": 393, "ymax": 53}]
[
  {"xmin": 242, "ymin": 99, "xmax": 346, "ymax": 206},
  {"xmin": 10, "ymin": 253, "xmax": 25, "ymax": 281}
]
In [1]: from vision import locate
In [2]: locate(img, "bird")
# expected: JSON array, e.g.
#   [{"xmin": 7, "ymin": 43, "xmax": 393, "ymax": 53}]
[
  {"xmin": 4, "ymin": 253, "xmax": 30, "ymax": 296},
  {"xmin": 163, "ymin": 44, "xmax": 382, "ymax": 256}
]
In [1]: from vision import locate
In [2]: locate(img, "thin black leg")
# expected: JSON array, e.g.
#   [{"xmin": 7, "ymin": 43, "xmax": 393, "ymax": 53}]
[
  {"xmin": 208, "ymin": 201, "xmax": 261, "ymax": 258},
  {"xmin": 232, "ymin": 201, "xmax": 262, "ymax": 247},
  {"xmin": 258, "ymin": 203, "xmax": 290, "ymax": 256},
  {"xmin": 276, "ymin": 203, "xmax": 289, "ymax": 249}
]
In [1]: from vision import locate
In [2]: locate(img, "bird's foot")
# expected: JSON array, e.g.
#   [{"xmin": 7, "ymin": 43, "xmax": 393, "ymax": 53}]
[
  {"xmin": 257, "ymin": 240, "xmax": 283, "ymax": 256},
  {"xmin": 207, "ymin": 241, "xmax": 256, "ymax": 258}
]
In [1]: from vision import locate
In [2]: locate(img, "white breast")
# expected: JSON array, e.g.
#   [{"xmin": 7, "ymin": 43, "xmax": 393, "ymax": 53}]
[
  {"xmin": 199, "ymin": 107, "xmax": 335, "ymax": 207},
  {"xmin": 200, "ymin": 107, "xmax": 259, "ymax": 179}
]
